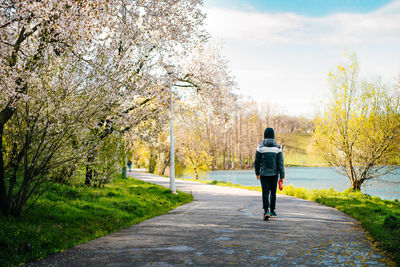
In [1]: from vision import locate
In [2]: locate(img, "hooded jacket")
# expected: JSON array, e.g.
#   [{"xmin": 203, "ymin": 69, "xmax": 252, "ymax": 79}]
[{"xmin": 255, "ymin": 138, "xmax": 285, "ymax": 178}]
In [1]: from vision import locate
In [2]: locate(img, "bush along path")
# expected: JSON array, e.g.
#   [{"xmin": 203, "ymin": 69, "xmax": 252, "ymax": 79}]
[
  {"xmin": 26, "ymin": 170, "xmax": 394, "ymax": 266},
  {"xmin": 0, "ymin": 175, "xmax": 193, "ymax": 267}
]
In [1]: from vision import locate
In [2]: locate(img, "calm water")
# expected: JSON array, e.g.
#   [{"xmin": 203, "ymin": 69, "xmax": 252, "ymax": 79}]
[{"xmin": 192, "ymin": 167, "xmax": 400, "ymax": 200}]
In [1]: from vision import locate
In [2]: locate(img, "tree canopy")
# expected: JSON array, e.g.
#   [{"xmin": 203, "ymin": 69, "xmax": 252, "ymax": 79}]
[
  {"xmin": 0, "ymin": 0, "xmax": 232, "ymax": 216},
  {"xmin": 314, "ymin": 54, "xmax": 400, "ymax": 190}
]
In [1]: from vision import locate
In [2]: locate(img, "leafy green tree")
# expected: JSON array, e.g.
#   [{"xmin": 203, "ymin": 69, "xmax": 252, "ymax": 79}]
[
  {"xmin": 314, "ymin": 54, "xmax": 400, "ymax": 190},
  {"xmin": 176, "ymin": 122, "xmax": 211, "ymax": 180}
]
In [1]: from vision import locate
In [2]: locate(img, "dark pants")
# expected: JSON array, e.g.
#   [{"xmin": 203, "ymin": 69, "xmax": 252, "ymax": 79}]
[{"xmin": 260, "ymin": 175, "xmax": 278, "ymax": 212}]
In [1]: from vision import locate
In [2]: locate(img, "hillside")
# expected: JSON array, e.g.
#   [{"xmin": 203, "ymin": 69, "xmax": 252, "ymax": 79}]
[{"xmin": 280, "ymin": 133, "xmax": 327, "ymax": 167}]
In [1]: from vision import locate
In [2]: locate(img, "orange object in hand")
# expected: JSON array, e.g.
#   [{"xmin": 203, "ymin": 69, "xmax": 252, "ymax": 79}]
[{"xmin": 279, "ymin": 179, "xmax": 283, "ymax": 191}]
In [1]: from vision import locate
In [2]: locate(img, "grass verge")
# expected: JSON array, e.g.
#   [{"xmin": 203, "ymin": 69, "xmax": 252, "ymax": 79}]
[
  {"xmin": 282, "ymin": 185, "xmax": 400, "ymax": 265},
  {"xmin": 0, "ymin": 175, "xmax": 193, "ymax": 267},
  {"xmin": 181, "ymin": 178, "xmax": 400, "ymax": 265}
]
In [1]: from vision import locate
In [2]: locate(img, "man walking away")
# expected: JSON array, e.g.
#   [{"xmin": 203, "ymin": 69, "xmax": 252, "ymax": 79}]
[
  {"xmin": 255, "ymin": 127, "xmax": 285, "ymax": 221},
  {"xmin": 127, "ymin": 160, "xmax": 132, "ymax": 172}
]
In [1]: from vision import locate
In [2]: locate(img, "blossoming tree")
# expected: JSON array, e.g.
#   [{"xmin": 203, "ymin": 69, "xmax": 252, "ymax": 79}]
[{"xmin": 0, "ymin": 0, "xmax": 209, "ymax": 216}]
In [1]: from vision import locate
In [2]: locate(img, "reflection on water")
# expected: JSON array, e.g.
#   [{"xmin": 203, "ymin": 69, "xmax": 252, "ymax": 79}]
[{"xmin": 193, "ymin": 167, "xmax": 399, "ymax": 200}]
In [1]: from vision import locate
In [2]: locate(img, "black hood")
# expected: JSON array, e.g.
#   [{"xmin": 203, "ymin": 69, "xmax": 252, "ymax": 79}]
[
  {"xmin": 262, "ymin": 138, "xmax": 279, "ymax": 147},
  {"xmin": 264, "ymin": 128, "xmax": 275, "ymax": 139}
]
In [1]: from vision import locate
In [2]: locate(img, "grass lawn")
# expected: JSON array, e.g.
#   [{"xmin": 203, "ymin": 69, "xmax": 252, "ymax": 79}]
[
  {"xmin": 0, "ymin": 175, "xmax": 193, "ymax": 267},
  {"xmin": 184, "ymin": 178, "xmax": 400, "ymax": 265},
  {"xmin": 282, "ymin": 133, "xmax": 328, "ymax": 166}
]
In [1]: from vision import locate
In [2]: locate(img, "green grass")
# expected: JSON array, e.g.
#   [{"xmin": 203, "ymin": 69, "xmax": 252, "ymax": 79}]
[
  {"xmin": 0, "ymin": 175, "xmax": 193, "ymax": 267},
  {"xmin": 281, "ymin": 185, "xmax": 400, "ymax": 265},
  {"xmin": 180, "ymin": 178, "xmax": 400, "ymax": 265},
  {"xmin": 282, "ymin": 133, "xmax": 328, "ymax": 167}
]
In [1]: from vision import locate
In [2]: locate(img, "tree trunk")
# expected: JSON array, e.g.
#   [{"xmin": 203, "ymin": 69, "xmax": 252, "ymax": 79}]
[
  {"xmin": 0, "ymin": 27, "xmax": 32, "ymax": 215},
  {"xmin": 211, "ymin": 151, "xmax": 216, "ymax": 170},
  {"xmin": 351, "ymin": 179, "xmax": 362, "ymax": 191},
  {"xmin": 227, "ymin": 132, "xmax": 230, "ymax": 169},
  {"xmin": 249, "ymin": 152, "xmax": 253, "ymax": 168},
  {"xmin": 161, "ymin": 154, "xmax": 170, "ymax": 176},
  {"xmin": 0, "ymin": 106, "xmax": 17, "ymax": 215},
  {"xmin": 232, "ymin": 113, "xmax": 239, "ymax": 169},
  {"xmin": 85, "ymin": 165, "xmax": 93, "ymax": 186},
  {"xmin": 239, "ymin": 113, "xmax": 243, "ymax": 168},
  {"xmin": 0, "ymin": 127, "xmax": 7, "ymax": 215},
  {"xmin": 85, "ymin": 151, "xmax": 96, "ymax": 186},
  {"xmin": 223, "ymin": 152, "xmax": 226, "ymax": 170},
  {"xmin": 194, "ymin": 165, "xmax": 199, "ymax": 180},
  {"xmin": 148, "ymin": 148, "xmax": 157, "ymax": 173},
  {"xmin": 351, "ymin": 173, "xmax": 364, "ymax": 191}
]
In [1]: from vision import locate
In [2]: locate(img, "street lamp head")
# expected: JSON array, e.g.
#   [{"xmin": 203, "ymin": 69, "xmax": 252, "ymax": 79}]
[{"xmin": 164, "ymin": 64, "xmax": 175, "ymax": 75}]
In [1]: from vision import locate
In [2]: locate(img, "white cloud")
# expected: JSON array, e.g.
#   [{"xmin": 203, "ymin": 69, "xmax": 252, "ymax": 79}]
[
  {"xmin": 204, "ymin": 1, "xmax": 400, "ymax": 117},
  {"xmin": 206, "ymin": 1, "xmax": 400, "ymax": 46}
]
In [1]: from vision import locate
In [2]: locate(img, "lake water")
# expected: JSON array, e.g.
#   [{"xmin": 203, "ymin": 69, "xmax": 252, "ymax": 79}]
[{"xmin": 191, "ymin": 167, "xmax": 400, "ymax": 201}]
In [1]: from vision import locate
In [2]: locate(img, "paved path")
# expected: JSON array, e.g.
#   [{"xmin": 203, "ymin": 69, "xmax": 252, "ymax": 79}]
[{"xmin": 27, "ymin": 171, "xmax": 391, "ymax": 266}]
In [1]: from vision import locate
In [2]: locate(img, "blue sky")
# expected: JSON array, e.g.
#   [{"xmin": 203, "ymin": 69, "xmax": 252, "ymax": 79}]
[
  {"xmin": 205, "ymin": 0, "xmax": 393, "ymax": 16},
  {"xmin": 203, "ymin": 0, "xmax": 400, "ymax": 116}
]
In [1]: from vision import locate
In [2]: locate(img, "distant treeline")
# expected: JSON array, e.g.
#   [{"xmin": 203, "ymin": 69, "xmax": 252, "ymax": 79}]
[
  {"xmin": 205, "ymin": 99, "xmax": 314, "ymax": 170},
  {"xmin": 134, "ymin": 98, "xmax": 318, "ymax": 179}
]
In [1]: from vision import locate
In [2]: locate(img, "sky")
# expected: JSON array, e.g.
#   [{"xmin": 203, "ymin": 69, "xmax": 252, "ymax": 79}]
[{"xmin": 203, "ymin": 0, "xmax": 400, "ymax": 117}]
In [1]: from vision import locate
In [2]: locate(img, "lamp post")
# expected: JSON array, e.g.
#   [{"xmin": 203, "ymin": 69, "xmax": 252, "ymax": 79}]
[{"xmin": 164, "ymin": 65, "xmax": 176, "ymax": 194}]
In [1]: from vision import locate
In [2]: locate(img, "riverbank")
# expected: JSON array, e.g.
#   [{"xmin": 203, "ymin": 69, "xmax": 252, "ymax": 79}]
[
  {"xmin": 195, "ymin": 168, "xmax": 399, "ymax": 200},
  {"xmin": 0, "ymin": 175, "xmax": 193, "ymax": 267},
  {"xmin": 179, "ymin": 177, "xmax": 400, "ymax": 265}
]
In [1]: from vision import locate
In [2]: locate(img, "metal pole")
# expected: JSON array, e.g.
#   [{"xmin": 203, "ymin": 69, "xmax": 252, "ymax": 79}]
[{"xmin": 169, "ymin": 79, "xmax": 176, "ymax": 194}]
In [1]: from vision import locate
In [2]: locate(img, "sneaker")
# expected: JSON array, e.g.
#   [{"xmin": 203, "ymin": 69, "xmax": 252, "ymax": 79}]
[
  {"xmin": 270, "ymin": 211, "xmax": 277, "ymax": 217},
  {"xmin": 263, "ymin": 212, "xmax": 271, "ymax": 221}
]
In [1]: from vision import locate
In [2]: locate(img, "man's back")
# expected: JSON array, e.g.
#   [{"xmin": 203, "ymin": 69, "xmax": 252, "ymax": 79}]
[{"xmin": 255, "ymin": 138, "xmax": 284, "ymax": 178}]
